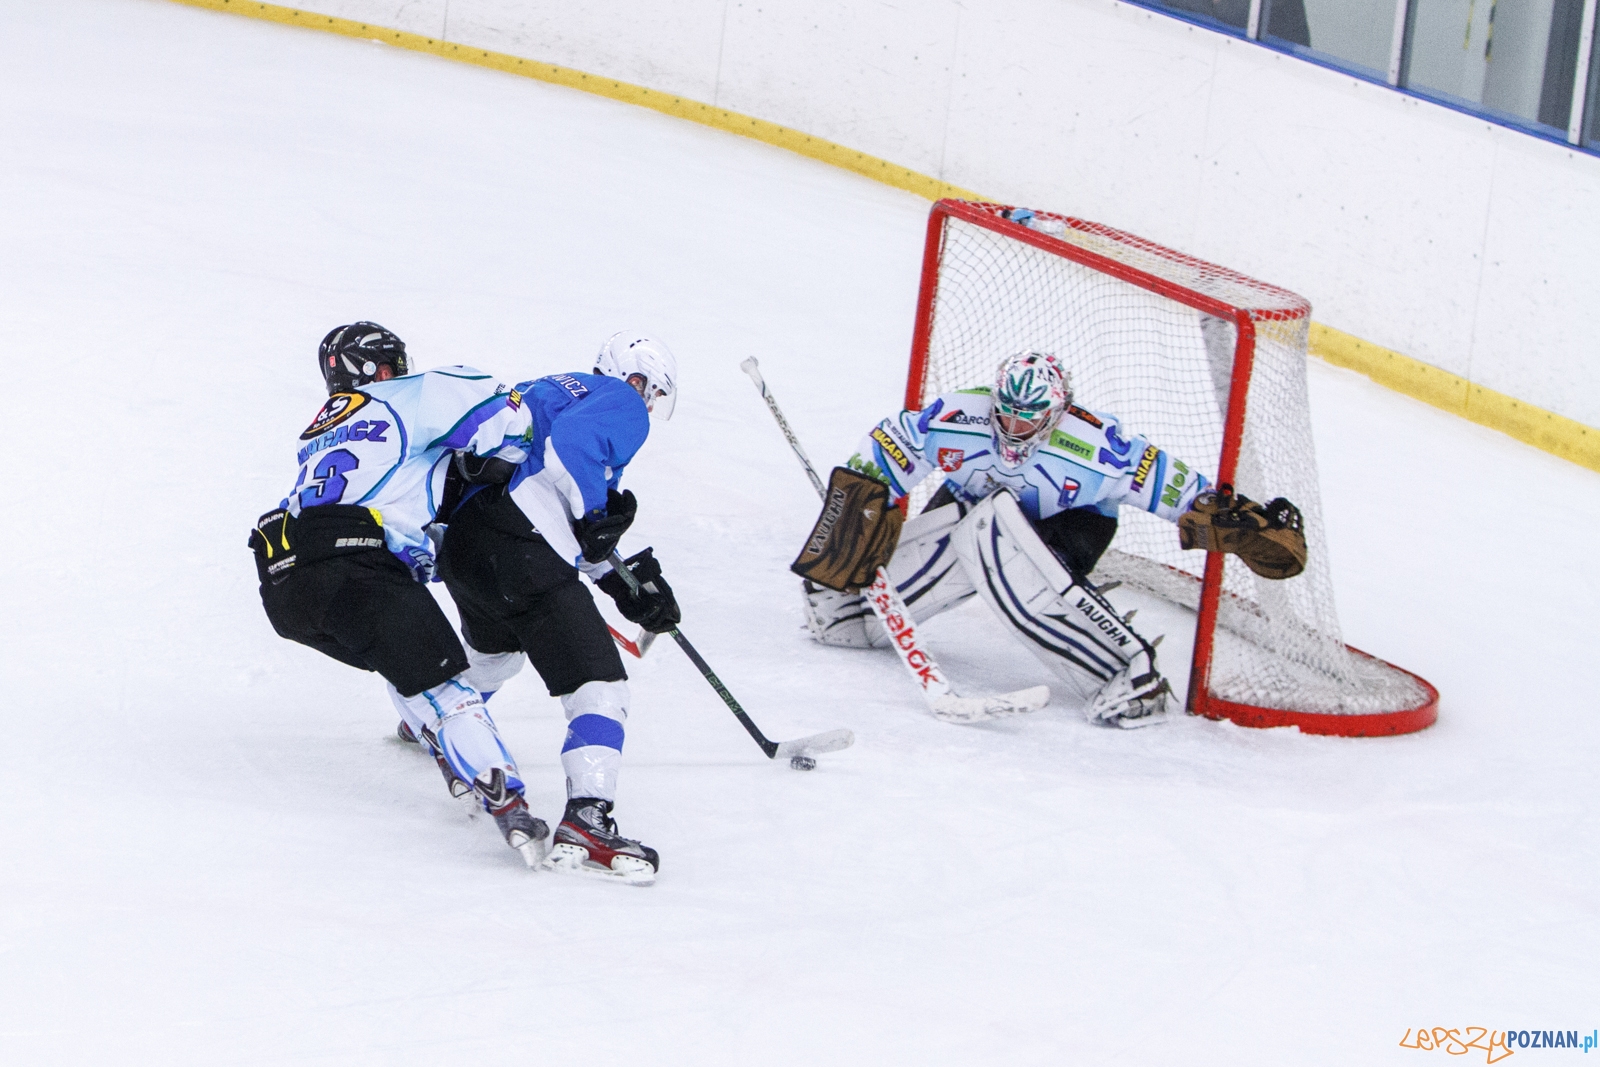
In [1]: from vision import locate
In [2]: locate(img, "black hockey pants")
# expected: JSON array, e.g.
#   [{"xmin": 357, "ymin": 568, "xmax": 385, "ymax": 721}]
[
  {"xmin": 257, "ymin": 549, "xmax": 469, "ymax": 698},
  {"xmin": 438, "ymin": 489, "xmax": 626, "ymax": 698}
]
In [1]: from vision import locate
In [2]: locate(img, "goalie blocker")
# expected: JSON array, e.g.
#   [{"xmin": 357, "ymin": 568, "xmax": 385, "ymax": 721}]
[{"xmin": 790, "ymin": 467, "xmax": 904, "ymax": 593}]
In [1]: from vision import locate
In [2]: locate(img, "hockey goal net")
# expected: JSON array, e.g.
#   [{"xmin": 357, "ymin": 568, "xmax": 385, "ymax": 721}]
[{"xmin": 906, "ymin": 199, "xmax": 1436, "ymax": 736}]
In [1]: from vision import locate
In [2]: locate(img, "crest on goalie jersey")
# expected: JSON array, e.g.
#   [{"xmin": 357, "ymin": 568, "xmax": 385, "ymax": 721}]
[{"xmin": 937, "ymin": 447, "xmax": 964, "ymax": 472}]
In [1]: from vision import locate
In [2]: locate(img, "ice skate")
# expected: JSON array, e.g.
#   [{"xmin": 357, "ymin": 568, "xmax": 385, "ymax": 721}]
[
  {"xmin": 401, "ymin": 719, "xmax": 481, "ymax": 815},
  {"xmin": 474, "ymin": 768, "xmax": 549, "ymax": 867},
  {"xmin": 540, "ymin": 797, "xmax": 658, "ymax": 886}
]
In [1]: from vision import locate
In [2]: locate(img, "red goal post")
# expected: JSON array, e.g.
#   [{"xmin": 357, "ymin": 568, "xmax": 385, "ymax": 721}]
[{"xmin": 905, "ymin": 199, "xmax": 1437, "ymax": 737}]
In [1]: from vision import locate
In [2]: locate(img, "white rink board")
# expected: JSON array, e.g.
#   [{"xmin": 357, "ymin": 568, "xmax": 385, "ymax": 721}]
[
  {"xmin": 276, "ymin": 0, "xmax": 1600, "ymax": 430},
  {"xmin": 1, "ymin": 1, "xmax": 1597, "ymax": 1063}
]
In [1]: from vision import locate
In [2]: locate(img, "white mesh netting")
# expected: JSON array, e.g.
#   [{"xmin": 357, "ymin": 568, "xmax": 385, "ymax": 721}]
[{"xmin": 911, "ymin": 203, "xmax": 1428, "ymax": 717}]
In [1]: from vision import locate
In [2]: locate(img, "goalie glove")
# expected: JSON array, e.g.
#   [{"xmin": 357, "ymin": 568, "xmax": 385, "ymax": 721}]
[
  {"xmin": 790, "ymin": 467, "xmax": 904, "ymax": 593},
  {"xmin": 1177, "ymin": 486, "xmax": 1307, "ymax": 580}
]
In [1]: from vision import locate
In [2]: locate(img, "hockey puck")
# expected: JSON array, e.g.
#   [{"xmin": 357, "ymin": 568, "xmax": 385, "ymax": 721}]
[{"xmin": 789, "ymin": 756, "xmax": 817, "ymax": 771}]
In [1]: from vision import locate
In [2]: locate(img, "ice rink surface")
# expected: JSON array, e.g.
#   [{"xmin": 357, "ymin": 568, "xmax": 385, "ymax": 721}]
[{"xmin": 2, "ymin": 1, "xmax": 1596, "ymax": 1063}]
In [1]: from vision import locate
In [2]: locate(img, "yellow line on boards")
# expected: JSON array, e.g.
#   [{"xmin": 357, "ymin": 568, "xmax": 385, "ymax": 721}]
[
  {"xmin": 167, "ymin": 0, "xmax": 1600, "ymax": 476},
  {"xmin": 1310, "ymin": 323, "xmax": 1600, "ymax": 475},
  {"xmin": 163, "ymin": 0, "xmax": 982, "ymax": 204}
]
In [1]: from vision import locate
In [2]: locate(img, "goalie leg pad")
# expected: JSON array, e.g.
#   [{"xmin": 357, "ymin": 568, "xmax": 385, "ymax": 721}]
[
  {"xmin": 801, "ymin": 501, "xmax": 975, "ymax": 648},
  {"xmin": 951, "ymin": 493, "xmax": 1169, "ymax": 726}
]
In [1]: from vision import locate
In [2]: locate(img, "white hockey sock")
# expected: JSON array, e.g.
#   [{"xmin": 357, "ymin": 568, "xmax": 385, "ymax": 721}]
[
  {"xmin": 388, "ymin": 678, "xmax": 522, "ymax": 790},
  {"xmin": 559, "ymin": 679, "xmax": 628, "ymax": 801}
]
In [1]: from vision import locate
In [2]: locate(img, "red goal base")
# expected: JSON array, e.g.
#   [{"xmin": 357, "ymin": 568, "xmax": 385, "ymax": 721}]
[{"xmin": 1191, "ymin": 648, "xmax": 1439, "ymax": 737}]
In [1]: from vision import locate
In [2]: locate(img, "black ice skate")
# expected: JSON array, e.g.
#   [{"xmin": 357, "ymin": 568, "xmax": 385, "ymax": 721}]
[
  {"xmin": 402, "ymin": 720, "xmax": 480, "ymax": 815},
  {"xmin": 474, "ymin": 768, "xmax": 549, "ymax": 868},
  {"xmin": 540, "ymin": 797, "xmax": 658, "ymax": 886}
]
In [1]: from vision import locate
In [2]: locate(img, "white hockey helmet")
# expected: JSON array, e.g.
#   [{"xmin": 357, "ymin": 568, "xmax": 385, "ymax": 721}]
[
  {"xmin": 992, "ymin": 350, "xmax": 1072, "ymax": 466},
  {"xmin": 594, "ymin": 331, "xmax": 678, "ymax": 420}
]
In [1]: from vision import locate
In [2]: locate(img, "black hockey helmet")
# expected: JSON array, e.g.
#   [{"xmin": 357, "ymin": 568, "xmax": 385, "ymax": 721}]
[{"xmin": 318, "ymin": 322, "xmax": 409, "ymax": 395}]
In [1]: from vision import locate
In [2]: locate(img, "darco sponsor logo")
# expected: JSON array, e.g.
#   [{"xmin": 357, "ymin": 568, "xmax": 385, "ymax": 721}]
[{"xmin": 806, "ymin": 487, "xmax": 848, "ymax": 556}]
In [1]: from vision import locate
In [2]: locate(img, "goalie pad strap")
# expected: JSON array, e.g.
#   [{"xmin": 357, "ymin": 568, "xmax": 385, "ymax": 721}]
[{"xmin": 791, "ymin": 467, "xmax": 905, "ymax": 593}]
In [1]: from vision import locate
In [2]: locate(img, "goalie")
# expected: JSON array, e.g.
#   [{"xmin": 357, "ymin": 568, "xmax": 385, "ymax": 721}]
[{"xmin": 794, "ymin": 350, "xmax": 1306, "ymax": 728}]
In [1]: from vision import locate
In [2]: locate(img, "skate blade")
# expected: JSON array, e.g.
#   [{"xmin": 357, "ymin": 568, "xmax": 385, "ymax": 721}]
[
  {"xmin": 511, "ymin": 834, "xmax": 549, "ymax": 868},
  {"xmin": 453, "ymin": 790, "xmax": 483, "ymax": 819},
  {"xmin": 1112, "ymin": 709, "xmax": 1169, "ymax": 729},
  {"xmin": 539, "ymin": 843, "xmax": 656, "ymax": 886},
  {"xmin": 931, "ymin": 684, "xmax": 1050, "ymax": 724}
]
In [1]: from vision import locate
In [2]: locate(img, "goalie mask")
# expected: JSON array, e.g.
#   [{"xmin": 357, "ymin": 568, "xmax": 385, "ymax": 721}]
[
  {"xmin": 992, "ymin": 350, "xmax": 1071, "ymax": 466},
  {"xmin": 318, "ymin": 322, "xmax": 409, "ymax": 396},
  {"xmin": 596, "ymin": 331, "xmax": 678, "ymax": 420}
]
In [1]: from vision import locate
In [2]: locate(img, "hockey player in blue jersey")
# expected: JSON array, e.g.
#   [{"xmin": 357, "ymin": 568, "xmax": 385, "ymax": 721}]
[
  {"xmin": 250, "ymin": 323, "xmax": 548, "ymax": 865},
  {"xmin": 797, "ymin": 350, "xmax": 1306, "ymax": 728},
  {"xmin": 437, "ymin": 332, "xmax": 681, "ymax": 886}
]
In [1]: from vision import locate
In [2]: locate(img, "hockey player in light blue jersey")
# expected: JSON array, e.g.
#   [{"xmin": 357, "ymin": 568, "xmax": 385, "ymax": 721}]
[
  {"xmin": 804, "ymin": 349, "xmax": 1223, "ymax": 728},
  {"xmin": 439, "ymin": 332, "xmax": 681, "ymax": 885},
  {"xmin": 252, "ymin": 322, "xmax": 548, "ymax": 865}
]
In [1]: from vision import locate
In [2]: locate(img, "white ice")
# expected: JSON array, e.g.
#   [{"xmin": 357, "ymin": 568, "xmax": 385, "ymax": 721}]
[{"xmin": 2, "ymin": 1, "xmax": 1596, "ymax": 1063}]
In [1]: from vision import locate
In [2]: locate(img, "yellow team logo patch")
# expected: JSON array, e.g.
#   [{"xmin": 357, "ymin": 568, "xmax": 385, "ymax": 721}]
[
  {"xmin": 301, "ymin": 392, "xmax": 371, "ymax": 440},
  {"xmin": 870, "ymin": 426, "xmax": 914, "ymax": 473}
]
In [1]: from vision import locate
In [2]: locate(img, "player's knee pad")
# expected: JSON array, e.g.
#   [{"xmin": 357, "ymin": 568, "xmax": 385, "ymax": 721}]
[
  {"xmin": 951, "ymin": 492, "xmax": 1169, "ymax": 727},
  {"xmin": 462, "ymin": 646, "xmax": 525, "ymax": 697},
  {"xmin": 560, "ymin": 679, "xmax": 629, "ymax": 724},
  {"xmin": 801, "ymin": 501, "xmax": 975, "ymax": 648},
  {"xmin": 559, "ymin": 680, "xmax": 628, "ymax": 801}
]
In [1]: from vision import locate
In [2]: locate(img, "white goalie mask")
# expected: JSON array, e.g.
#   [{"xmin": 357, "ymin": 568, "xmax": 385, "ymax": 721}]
[
  {"xmin": 595, "ymin": 332, "xmax": 679, "ymax": 420},
  {"xmin": 992, "ymin": 349, "xmax": 1071, "ymax": 466}
]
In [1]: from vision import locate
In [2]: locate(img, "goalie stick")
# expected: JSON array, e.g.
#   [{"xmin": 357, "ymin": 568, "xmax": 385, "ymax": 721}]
[
  {"xmin": 605, "ymin": 552, "xmax": 854, "ymax": 764},
  {"xmin": 740, "ymin": 357, "xmax": 1048, "ymax": 723}
]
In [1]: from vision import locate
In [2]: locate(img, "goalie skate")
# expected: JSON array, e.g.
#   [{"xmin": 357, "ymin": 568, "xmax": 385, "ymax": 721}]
[
  {"xmin": 1089, "ymin": 667, "xmax": 1171, "ymax": 729},
  {"xmin": 540, "ymin": 797, "xmax": 658, "ymax": 886}
]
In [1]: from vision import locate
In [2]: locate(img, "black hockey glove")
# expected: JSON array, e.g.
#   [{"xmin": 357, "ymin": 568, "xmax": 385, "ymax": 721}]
[
  {"xmin": 597, "ymin": 547, "xmax": 680, "ymax": 634},
  {"xmin": 575, "ymin": 488, "xmax": 637, "ymax": 564}
]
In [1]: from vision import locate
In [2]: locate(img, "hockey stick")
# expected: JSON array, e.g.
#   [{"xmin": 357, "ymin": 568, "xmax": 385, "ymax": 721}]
[
  {"xmin": 605, "ymin": 552, "xmax": 854, "ymax": 765},
  {"xmin": 740, "ymin": 357, "xmax": 1049, "ymax": 723},
  {"xmin": 607, "ymin": 624, "xmax": 657, "ymax": 659}
]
